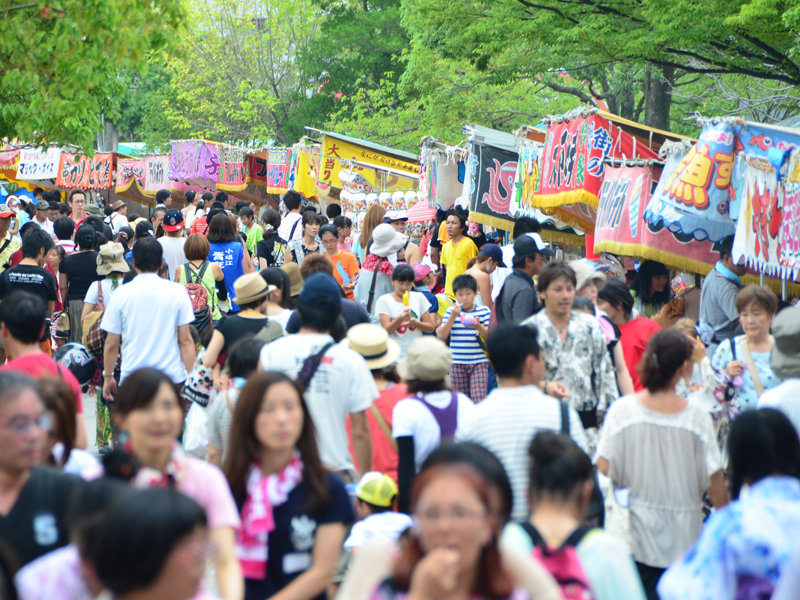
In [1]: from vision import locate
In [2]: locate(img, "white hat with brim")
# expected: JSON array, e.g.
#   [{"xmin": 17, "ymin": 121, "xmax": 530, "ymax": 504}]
[
  {"xmin": 370, "ymin": 223, "xmax": 408, "ymax": 258},
  {"xmin": 96, "ymin": 242, "xmax": 130, "ymax": 276},
  {"xmin": 340, "ymin": 323, "xmax": 401, "ymax": 370},
  {"xmin": 570, "ymin": 259, "xmax": 606, "ymax": 292}
]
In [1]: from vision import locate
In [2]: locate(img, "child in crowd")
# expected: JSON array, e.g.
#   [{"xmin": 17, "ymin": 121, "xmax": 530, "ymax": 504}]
[
  {"xmin": 344, "ymin": 472, "xmax": 413, "ymax": 553},
  {"xmin": 376, "ymin": 264, "xmax": 436, "ymax": 358},
  {"xmin": 239, "ymin": 206, "xmax": 263, "ymax": 256},
  {"xmin": 412, "ymin": 263, "xmax": 441, "ymax": 333},
  {"xmin": 437, "ymin": 274, "xmax": 492, "ymax": 402}
]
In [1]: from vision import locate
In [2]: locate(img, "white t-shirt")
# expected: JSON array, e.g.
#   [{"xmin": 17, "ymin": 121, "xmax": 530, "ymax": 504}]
[
  {"xmin": 759, "ymin": 379, "xmax": 800, "ymax": 437},
  {"xmin": 184, "ymin": 207, "xmax": 204, "ymax": 230},
  {"xmin": 158, "ymin": 236, "xmax": 187, "ymax": 281},
  {"xmin": 83, "ymin": 279, "xmax": 122, "ymax": 307},
  {"xmin": 107, "ymin": 212, "xmax": 128, "ymax": 235},
  {"xmin": 344, "ymin": 512, "xmax": 413, "ymax": 551},
  {"xmin": 392, "ymin": 390, "xmax": 475, "ymax": 471},
  {"xmin": 277, "ymin": 212, "xmax": 303, "ymax": 242},
  {"xmin": 455, "ymin": 385, "xmax": 588, "ymax": 521},
  {"xmin": 375, "ymin": 291, "xmax": 431, "ymax": 358},
  {"xmin": 268, "ymin": 308, "xmax": 293, "ymax": 332},
  {"xmin": 259, "ymin": 333, "xmax": 378, "ymax": 472},
  {"xmin": 100, "ymin": 273, "xmax": 195, "ymax": 383},
  {"xmin": 491, "ymin": 243, "xmax": 516, "ymax": 301}
]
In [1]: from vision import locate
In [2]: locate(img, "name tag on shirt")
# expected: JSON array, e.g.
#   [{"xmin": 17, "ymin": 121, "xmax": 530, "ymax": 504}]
[{"xmin": 283, "ymin": 552, "xmax": 312, "ymax": 574}]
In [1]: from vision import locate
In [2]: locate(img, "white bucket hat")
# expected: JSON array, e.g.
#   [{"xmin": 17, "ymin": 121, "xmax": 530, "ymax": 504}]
[{"xmin": 370, "ymin": 223, "xmax": 407, "ymax": 258}]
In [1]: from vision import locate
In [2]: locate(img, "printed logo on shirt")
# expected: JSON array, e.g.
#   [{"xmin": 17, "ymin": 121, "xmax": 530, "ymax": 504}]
[
  {"xmin": 33, "ymin": 512, "xmax": 58, "ymax": 546},
  {"xmin": 397, "ymin": 310, "xmax": 420, "ymax": 334},
  {"xmin": 290, "ymin": 515, "xmax": 317, "ymax": 552}
]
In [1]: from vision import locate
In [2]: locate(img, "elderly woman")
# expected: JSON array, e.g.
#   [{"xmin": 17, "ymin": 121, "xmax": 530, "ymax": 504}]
[
  {"xmin": 354, "ymin": 223, "xmax": 408, "ymax": 322},
  {"xmin": 711, "ymin": 285, "xmax": 781, "ymax": 412}
]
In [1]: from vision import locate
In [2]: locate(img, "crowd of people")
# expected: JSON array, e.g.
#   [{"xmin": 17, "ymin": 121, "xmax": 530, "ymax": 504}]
[{"xmin": 0, "ymin": 186, "xmax": 799, "ymax": 600}]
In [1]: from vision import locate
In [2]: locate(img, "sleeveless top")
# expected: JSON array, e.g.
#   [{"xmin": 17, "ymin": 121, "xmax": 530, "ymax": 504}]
[{"xmin": 179, "ymin": 261, "xmax": 222, "ymax": 321}]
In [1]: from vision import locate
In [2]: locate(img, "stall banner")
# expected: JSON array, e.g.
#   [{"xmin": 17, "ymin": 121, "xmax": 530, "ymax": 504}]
[
  {"xmin": 115, "ymin": 159, "xmax": 146, "ymax": 194},
  {"xmin": 645, "ymin": 122, "xmax": 736, "ymax": 242},
  {"xmin": 594, "ymin": 165, "xmax": 716, "ymax": 274},
  {"xmin": 218, "ymin": 147, "xmax": 250, "ymax": 191},
  {"xmin": 732, "ymin": 158, "xmax": 785, "ymax": 276},
  {"xmin": 56, "ymin": 153, "xmax": 113, "ymax": 189},
  {"xmin": 319, "ymin": 134, "xmax": 418, "ymax": 191},
  {"xmin": 198, "ymin": 143, "xmax": 221, "ymax": 183},
  {"xmin": 248, "ymin": 155, "xmax": 267, "ymax": 188},
  {"xmin": 781, "ymin": 150, "xmax": 800, "ymax": 271},
  {"xmin": 294, "ymin": 147, "xmax": 318, "ymax": 199},
  {"xmin": 144, "ymin": 155, "xmax": 171, "ymax": 195},
  {"xmin": 551, "ymin": 203, "xmax": 597, "ymax": 236},
  {"xmin": 0, "ymin": 143, "xmax": 20, "ymax": 171},
  {"xmin": 421, "ymin": 148, "xmax": 465, "ymax": 211},
  {"xmin": 536, "ymin": 112, "xmax": 659, "ymax": 209},
  {"xmin": 287, "ymin": 150, "xmax": 296, "ymax": 192},
  {"xmin": 266, "ymin": 149, "xmax": 290, "ymax": 194},
  {"xmin": 17, "ymin": 148, "xmax": 61, "ymax": 180},
  {"xmin": 467, "ymin": 143, "xmax": 518, "ymax": 230},
  {"xmin": 511, "ymin": 141, "xmax": 542, "ymax": 216},
  {"xmin": 169, "ymin": 141, "xmax": 202, "ymax": 181}
]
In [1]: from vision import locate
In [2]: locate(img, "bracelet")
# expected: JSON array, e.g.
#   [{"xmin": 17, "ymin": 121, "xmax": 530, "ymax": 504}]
[{"xmin": 103, "ymin": 372, "xmax": 115, "ymax": 380}]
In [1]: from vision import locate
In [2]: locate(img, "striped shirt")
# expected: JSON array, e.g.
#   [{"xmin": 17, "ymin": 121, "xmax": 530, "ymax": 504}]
[
  {"xmin": 443, "ymin": 304, "xmax": 491, "ymax": 364},
  {"xmin": 455, "ymin": 385, "xmax": 588, "ymax": 521}
]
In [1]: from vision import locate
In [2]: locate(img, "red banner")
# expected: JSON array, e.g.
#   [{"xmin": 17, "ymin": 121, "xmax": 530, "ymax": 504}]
[
  {"xmin": 56, "ymin": 153, "xmax": 114, "ymax": 189},
  {"xmin": 536, "ymin": 112, "xmax": 659, "ymax": 209},
  {"xmin": 247, "ymin": 154, "xmax": 267, "ymax": 188},
  {"xmin": 594, "ymin": 165, "xmax": 716, "ymax": 274}
]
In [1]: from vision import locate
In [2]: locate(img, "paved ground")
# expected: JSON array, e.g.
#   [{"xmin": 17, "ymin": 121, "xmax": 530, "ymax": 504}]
[{"xmin": 82, "ymin": 389, "xmax": 100, "ymax": 455}]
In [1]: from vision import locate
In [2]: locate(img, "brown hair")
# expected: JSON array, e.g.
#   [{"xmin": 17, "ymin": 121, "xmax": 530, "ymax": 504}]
[
  {"xmin": 206, "ymin": 211, "xmax": 237, "ymax": 243},
  {"xmin": 300, "ymin": 253, "xmax": 334, "ymax": 279},
  {"xmin": 466, "ymin": 254, "xmax": 490, "ymax": 270},
  {"xmin": 115, "ymin": 368, "xmax": 184, "ymax": 417},
  {"xmin": 68, "ymin": 189, "xmax": 87, "ymax": 203},
  {"xmin": 393, "ymin": 464, "xmax": 514, "ymax": 598},
  {"xmin": 224, "ymin": 372, "xmax": 330, "ymax": 512},
  {"xmin": 536, "ymin": 260, "xmax": 577, "ymax": 294},
  {"xmin": 734, "ymin": 285, "xmax": 778, "ymax": 316},
  {"xmin": 37, "ymin": 377, "xmax": 77, "ymax": 468},
  {"xmin": 359, "ymin": 204, "xmax": 386, "ymax": 249},
  {"xmin": 184, "ymin": 233, "xmax": 210, "ymax": 261},
  {"xmin": 638, "ymin": 329, "xmax": 693, "ymax": 393}
]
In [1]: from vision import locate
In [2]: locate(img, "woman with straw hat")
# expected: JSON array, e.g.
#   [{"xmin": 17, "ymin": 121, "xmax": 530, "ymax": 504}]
[
  {"xmin": 202, "ymin": 273, "xmax": 283, "ymax": 391},
  {"xmin": 81, "ymin": 242, "xmax": 129, "ymax": 453},
  {"xmin": 342, "ymin": 324, "xmax": 403, "ymax": 482}
]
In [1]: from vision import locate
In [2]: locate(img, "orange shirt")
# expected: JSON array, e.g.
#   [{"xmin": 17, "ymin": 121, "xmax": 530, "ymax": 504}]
[
  {"xmin": 438, "ymin": 221, "xmax": 451, "ymax": 244},
  {"xmin": 328, "ymin": 251, "xmax": 360, "ymax": 300}
]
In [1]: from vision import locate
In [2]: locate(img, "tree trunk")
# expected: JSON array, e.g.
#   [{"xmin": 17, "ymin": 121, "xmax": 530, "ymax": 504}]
[{"xmin": 644, "ymin": 65, "xmax": 674, "ymax": 131}]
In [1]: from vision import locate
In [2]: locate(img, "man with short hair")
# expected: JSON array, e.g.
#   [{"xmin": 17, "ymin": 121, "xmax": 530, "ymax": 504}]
[
  {"xmin": 47, "ymin": 200, "xmax": 61, "ymax": 224},
  {"xmin": 0, "ymin": 370, "xmax": 83, "ymax": 566},
  {"xmin": 157, "ymin": 209, "xmax": 187, "ymax": 280},
  {"xmin": 699, "ymin": 234, "xmax": 747, "ymax": 353},
  {"xmin": 0, "ymin": 204, "xmax": 22, "ymax": 274},
  {"xmin": 31, "ymin": 201, "xmax": 54, "ymax": 236},
  {"xmin": 495, "ymin": 233, "xmax": 552, "ymax": 325},
  {"xmin": 155, "ymin": 189, "xmax": 172, "ymax": 209},
  {"xmin": 0, "ymin": 291, "xmax": 86, "ymax": 448},
  {"xmin": 53, "ymin": 217, "xmax": 75, "ymax": 255},
  {"xmin": 277, "ymin": 190, "xmax": 304, "ymax": 243},
  {"xmin": 101, "ymin": 237, "xmax": 196, "ymax": 400},
  {"xmin": 67, "ymin": 190, "xmax": 87, "ymax": 229},
  {"xmin": 105, "ymin": 201, "xmax": 128, "ymax": 235},
  {"xmin": 215, "ymin": 191, "xmax": 230, "ymax": 210},
  {"xmin": 456, "ymin": 324, "xmax": 588, "ymax": 521},
  {"xmin": 259, "ymin": 273, "xmax": 376, "ymax": 478},
  {"xmin": 383, "ymin": 212, "xmax": 422, "ymax": 265},
  {"xmin": 150, "ymin": 205, "xmax": 167, "ymax": 239},
  {"xmin": 522, "ymin": 262, "xmax": 618, "ymax": 448}
]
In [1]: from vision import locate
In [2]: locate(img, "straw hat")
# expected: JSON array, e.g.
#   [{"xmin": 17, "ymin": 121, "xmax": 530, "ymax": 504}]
[
  {"xmin": 281, "ymin": 262, "xmax": 304, "ymax": 297},
  {"xmin": 570, "ymin": 259, "xmax": 606, "ymax": 292},
  {"xmin": 370, "ymin": 223, "xmax": 407, "ymax": 258},
  {"xmin": 397, "ymin": 337, "xmax": 451, "ymax": 382},
  {"xmin": 341, "ymin": 324, "xmax": 401, "ymax": 370},
  {"xmin": 96, "ymin": 243, "xmax": 130, "ymax": 276},
  {"xmin": 232, "ymin": 273, "xmax": 276, "ymax": 305}
]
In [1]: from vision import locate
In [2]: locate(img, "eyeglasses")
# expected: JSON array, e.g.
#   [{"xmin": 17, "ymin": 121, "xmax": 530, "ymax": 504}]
[
  {"xmin": 416, "ymin": 506, "xmax": 486, "ymax": 525},
  {"xmin": 5, "ymin": 414, "xmax": 52, "ymax": 436},
  {"xmin": 71, "ymin": 199, "xmax": 86, "ymax": 205}
]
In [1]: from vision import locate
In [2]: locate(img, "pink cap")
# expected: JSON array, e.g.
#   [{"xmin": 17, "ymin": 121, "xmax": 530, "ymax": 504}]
[{"xmin": 413, "ymin": 263, "xmax": 432, "ymax": 283}]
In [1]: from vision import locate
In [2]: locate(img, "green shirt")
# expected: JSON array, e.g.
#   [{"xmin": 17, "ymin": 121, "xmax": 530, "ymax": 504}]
[{"xmin": 244, "ymin": 225, "xmax": 264, "ymax": 255}]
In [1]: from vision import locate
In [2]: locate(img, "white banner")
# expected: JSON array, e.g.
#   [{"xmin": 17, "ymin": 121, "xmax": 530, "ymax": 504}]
[{"xmin": 17, "ymin": 148, "xmax": 62, "ymax": 180}]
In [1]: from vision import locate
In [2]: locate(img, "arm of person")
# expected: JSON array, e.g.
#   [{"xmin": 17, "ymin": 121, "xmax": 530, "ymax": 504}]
[
  {"xmin": 241, "ymin": 245, "xmax": 254, "ymax": 274},
  {"xmin": 268, "ymin": 523, "xmax": 346, "ymax": 600},
  {"xmin": 410, "ymin": 310, "xmax": 436, "ymax": 334},
  {"xmin": 431, "ymin": 247, "xmax": 440, "ymax": 268},
  {"xmin": 477, "ymin": 273, "xmax": 493, "ymax": 310},
  {"xmin": 597, "ymin": 456, "xmax": 609, "ymax": 476},
  {"xmin": 436, "ymin": 306, "xmax": 459, "ymax": 340},
  {"xmin": 177, "ymin": 324, "xmax": 195, "ymax": 376},
  {"xmin": 613, "ymin": 342, "xmax": 635, "ymax": 396},
  {"xmin": 208, "ymin": 445, "xmax": 223, "ymax": 467},
  {"xmin": 350, "ymin": 410, "xmax": 372, "ymax": 476},
  {"xmin": 174, "ymin": 264, "xmax": 182, "ymax": 283},
  {"xmin": 379, "ymin": 309, "xmax": 410, "ymax": 335},
  {"xmin": 396, "ymin": 435, "xmax": 415, "ymax": 515},
  {"xmin": 209, "ymin": 526, "xmax": 244, "ymax": 600},
  {"xmin": 707, "ymin": 470, "xmax": 729, "ymax": 508},
  {"xmin": 203, "ymin": 330, "xmax": 225, "ymax": 368},
  {"xmin": 469, "ymin": 318, "xmax": 488, "ymax": 338},
  {"xmin": 258, "ymin": 256, "xmax": 268, "ymax": 270},
  {"xmin": 102, "ymin": 333, "xmax": 121, "ymax": 400},
  {"xmin": 59, "ymin": 271, "xmax": 68, "ymax": 303},
  {"xmin": 47, "ymin": 300, "xmax": 55, "ymax": 319},
  {"xmin": 283, "ymin": 247, "xmax": 295, "ymax": 264}
]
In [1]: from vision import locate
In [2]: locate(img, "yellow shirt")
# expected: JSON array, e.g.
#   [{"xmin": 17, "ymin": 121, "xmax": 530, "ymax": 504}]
[{"xmin": 441, "ymin": 236, "xmax": 478, "ymax": 298}]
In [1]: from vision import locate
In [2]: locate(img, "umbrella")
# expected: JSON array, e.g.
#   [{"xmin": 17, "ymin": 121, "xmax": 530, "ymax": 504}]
[{"xmin": 406, "ymin": 200, "xmax": 437, "ymax": 223}]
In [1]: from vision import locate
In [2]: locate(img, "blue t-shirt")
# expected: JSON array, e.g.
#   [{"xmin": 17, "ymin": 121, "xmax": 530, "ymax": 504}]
[
  {"xmin": 442, "ymin": 304, "xmax": 491, "ymax": 364},
  {"xmin": 243, "ymin": 474, "xmax": 354, "ymax": 600},
  {"xmin": 209, "ymin": 241, "xmax": 245, "ymax": 312}
]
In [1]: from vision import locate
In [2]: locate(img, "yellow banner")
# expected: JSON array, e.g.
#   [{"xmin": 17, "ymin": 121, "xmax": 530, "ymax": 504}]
[{"xmin": 319, "ymin": 135, "xmax": 418, "ymax": 192}]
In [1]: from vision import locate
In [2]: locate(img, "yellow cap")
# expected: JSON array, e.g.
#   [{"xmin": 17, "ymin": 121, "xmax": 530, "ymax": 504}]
[{"xmin": 355, "ymin": 472, "xmax": 398, "ymax": 507}]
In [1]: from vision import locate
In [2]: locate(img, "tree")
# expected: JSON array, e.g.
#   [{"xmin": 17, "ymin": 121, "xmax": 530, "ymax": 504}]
[
  {"xmin": 139, "ymin": 0, "xmax": 324, "ymax": 147},
  {"xmin": 400, "ymin": 0, "xmax": 800, "ymax": 131},
  {"xmin": 0, "ymin": 0, "xmax": 183, "ymax": 150}
]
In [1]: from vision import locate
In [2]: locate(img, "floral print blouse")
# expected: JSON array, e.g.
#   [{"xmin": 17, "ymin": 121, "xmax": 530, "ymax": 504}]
[
  {"xmin": 711, "ymin": 336, "xmax": 780, "ymax": 411},
  {"xmin": 522, "ymin": 311, "xmax": 619, "ymax": 414},
  {"xmin": 657, "ymin": 476, "xmax": 800, "ymax": 600}
]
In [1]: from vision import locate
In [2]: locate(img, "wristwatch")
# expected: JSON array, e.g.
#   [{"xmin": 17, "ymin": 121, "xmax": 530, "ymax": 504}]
[{"xmin": 102, "ymin": 372, "xmax": 115, "ymax": 380}]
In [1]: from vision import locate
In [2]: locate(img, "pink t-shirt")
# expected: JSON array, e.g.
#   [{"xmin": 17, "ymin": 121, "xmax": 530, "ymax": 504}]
[
  {"xmin": 1, "ymin": 353, "xmax": 83, "ymax": 412},
  {"xmin": 179, "ymin": 456, "xmax": 241, "ymax": 530}
]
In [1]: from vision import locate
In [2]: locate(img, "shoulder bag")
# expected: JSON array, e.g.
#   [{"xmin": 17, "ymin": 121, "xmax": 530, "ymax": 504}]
[
  {"xmin": 365, "ymin": 257, "xmax": 388, "ymax": 314},
  {"xmin": 81, "ymin": 282, "xmax": 105, "ymax": 347}
]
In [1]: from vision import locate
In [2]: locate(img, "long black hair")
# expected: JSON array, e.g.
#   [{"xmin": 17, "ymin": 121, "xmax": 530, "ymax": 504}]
[{"xmin": 631, "ymin": 260, "xmax": 670, "ymax": 305}]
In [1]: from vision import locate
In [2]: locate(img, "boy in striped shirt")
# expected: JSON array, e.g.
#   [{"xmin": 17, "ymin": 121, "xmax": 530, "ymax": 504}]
[{"xmin": 437, "ymin": 274, "xmax": 492, "ymax": 402}]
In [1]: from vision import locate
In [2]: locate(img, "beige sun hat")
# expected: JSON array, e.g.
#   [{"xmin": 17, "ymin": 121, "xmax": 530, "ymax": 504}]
[
  {"xmin": 96, "ymin": 242, "xmax": 130, "ymax": 276},
  {"xmin": 232, "ymin": 273, "xmax": 276, "ymax": 305},
  {"xmin": 397, "ymin": 336, "xmax": 451, "ymax": 382},
  {"xmin": 341, "ymin": 323, "xmax": 401, "ymax": 370},
  {"xmin": 281, "ymin": 262, "xmax": 304, "ymax": 297},
  {"xmin": 570, "ymin": 259, "xmax": 606, "ymax": 292}
]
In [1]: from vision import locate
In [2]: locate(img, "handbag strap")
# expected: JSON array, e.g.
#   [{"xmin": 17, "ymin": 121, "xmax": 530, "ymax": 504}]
[
  {"xmin": 740, "ymin": 337, "xmax": 765, "ymax": 397},
  {"xmin": 370, "ymin": 403, "xmax": 398, "ymax": 452},
  {"xmin": 366, "ymin": 257, "xmax": 387, "ymax": 314}
]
